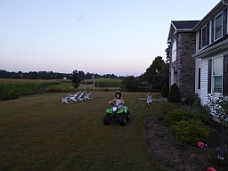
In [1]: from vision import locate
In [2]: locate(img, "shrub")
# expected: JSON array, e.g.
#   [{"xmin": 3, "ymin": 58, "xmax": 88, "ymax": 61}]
[
  {"xmin": 182, "ymin": 99, "xmax": 210, "ymax": 125},
  {"xmin": 168, "ymin": 83, "xmax": 181, "ymax": 102},
  {"xmin": 207, "ymin": 94, "xmax": 228, "ymax": 139},
  {"xmin": 183, "ymin": 95, "xmax": 196, "ymax": 105},
  {"xmin": 171, "ymin": 119, "xmax": 210, "ymax": 145},
  {"xmin": 164, "ymin": 108, "xmax": 192, "ymax": 126},
  {"xmin": 161, "ymin": 83, "xmax": 169, "ymax": 98}
]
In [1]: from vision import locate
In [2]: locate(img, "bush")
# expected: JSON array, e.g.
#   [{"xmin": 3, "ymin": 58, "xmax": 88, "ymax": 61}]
[
  {"xmin": 171, "ymin": 119, "xmax": 210, "ymax": 145},
  {"xmin": 121, "ymin": 76, "xmax": 139, "ymax": 92},
  {"xmin": 183, "ymin": 95, "xmax": 196, "ymax": 105},
  {"xmin": 168, "ymin": 83, "xmax": 181, "ymax": 102},
  {"xmin": 207, "ymin": 94, "xmax": 228, "ymax": 139},
  {"xmin": 183, "ymin": 98, "xmax": 210, "ymax": 125},
  {"xmin": 164, "ymin": 108, "xmax": 193, "ymax": 126},
  {"xmin": 161, "ymin": 83, "xmax": 169, "ymax": 98}
]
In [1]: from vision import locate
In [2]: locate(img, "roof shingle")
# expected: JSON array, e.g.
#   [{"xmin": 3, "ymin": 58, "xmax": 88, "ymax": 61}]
[{"xmin": 172, "ymin": 20, "xmax": 200, "ymax": 30}]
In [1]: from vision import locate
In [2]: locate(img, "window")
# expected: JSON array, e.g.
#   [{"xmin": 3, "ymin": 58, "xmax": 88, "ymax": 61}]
[
  {"xmin": 213, "ymin": 57, "xmax": 223, "ymax": 93},
  {"xmin": 215, "ymin": 14, "xmax": 223, "ymax": 40},
  {"xmin": 202, "ymin": 26, "xmax": 207, "ymax": 47},
  {"xmin": 199, "ymin": 24, "xmax": 209, "ymax": 49},
  {"xmin": 171, "ymin": 67, "xmax": 177, "ymax": 85},
  {"xmin": 171, "ymin": 40, "xmax": 176, "ymax": 62}
]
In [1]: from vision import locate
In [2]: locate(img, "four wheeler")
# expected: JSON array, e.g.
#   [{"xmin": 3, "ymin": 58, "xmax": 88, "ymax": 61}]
[{"xmin": 103, "ymin": 103, "xmax": 130, "ymax": 126}]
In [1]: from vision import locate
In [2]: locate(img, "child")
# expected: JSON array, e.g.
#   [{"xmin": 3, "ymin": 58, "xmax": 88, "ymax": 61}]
[
  {"xmin": 145, "ymin": 92, "xmax": 152, "ymax": 110},
  {"xmin": 109, "ymin": 91, "xmax": 124, "ymax": 109}
]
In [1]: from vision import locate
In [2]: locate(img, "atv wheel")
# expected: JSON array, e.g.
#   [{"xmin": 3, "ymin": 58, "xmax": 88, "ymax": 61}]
[
  {"xmin": 119, "ymin": 114, "xmax": 126, "ymax": 126},
  {"xmin": 103, "ymin": 114, "xmax": 110, "ymax": 125},
  {"xmin": 126, "ymin": 111, "xmax": 130, "ymax": 121}
]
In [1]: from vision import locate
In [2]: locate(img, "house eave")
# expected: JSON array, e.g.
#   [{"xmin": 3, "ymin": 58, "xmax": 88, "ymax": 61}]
[{"xmin": 192, "ymin": 39, "xmax": 228, "ymax": 58}]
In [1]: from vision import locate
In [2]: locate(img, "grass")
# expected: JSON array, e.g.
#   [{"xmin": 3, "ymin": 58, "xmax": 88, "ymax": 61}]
[{"xmin": 0, "ymin": 92, "xmax": 170, "ymax": 171}]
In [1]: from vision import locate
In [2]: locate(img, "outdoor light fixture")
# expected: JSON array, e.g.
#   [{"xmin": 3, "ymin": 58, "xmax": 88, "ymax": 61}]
[
  {"xmin": 216, "ymin": 139, "xmax": 228, "ymax": 162},
  {"xmin": 216, "ymin": 148, "xmax": 227, "ymax": 161}
]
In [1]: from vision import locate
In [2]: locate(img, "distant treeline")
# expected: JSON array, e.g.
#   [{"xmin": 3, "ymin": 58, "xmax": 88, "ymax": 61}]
[{"xmin": 0, "ymin": 70, "xmax": 125, "ymax": 80}]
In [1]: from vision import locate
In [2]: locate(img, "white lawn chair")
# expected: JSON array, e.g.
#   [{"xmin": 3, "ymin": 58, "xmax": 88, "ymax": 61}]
[
  {"xmin": 69, "ymin": 91, "xmax": 82, "ymax": 102},
  {"xmin": 77, "ymin": 90, "xmax": 87, "ymax": 101},
  {"xmin": 84, "ymin": 91, "xmax": 92, "ymax": 100},
  {"xmin": 61, "ymin": 94, "xmax": 72, "ymax": 104}
]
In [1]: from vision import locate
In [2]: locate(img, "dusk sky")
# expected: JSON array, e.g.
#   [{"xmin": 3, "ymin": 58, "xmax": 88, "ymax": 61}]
[{"xmin": 0, "ymin": 0, "xmax": 219, "ymax": 76}]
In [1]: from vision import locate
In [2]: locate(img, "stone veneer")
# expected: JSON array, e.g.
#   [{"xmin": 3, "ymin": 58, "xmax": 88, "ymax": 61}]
[{"xmin": 170, "ymin": 32, "xmax": 196, "ymax": 99}]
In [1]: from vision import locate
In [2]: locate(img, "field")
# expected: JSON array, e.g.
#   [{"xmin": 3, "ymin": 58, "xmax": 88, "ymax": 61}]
[
  {"xmin": 0, "ymin": 89, "xmax": 171, "ymax": 171},
  {"xmin": 0, "ymin": 78, "xmax": 123, "ymax": 100}
]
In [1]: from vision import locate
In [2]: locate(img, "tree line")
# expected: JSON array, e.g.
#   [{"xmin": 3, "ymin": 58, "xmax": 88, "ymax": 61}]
[{"xmin": 0, "ymin": 70, "xmax": 123, "ymax": 80}]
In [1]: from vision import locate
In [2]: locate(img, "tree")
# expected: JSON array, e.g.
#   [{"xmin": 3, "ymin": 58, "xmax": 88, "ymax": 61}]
[
  {"xmin": 161, "ymin": 83, "xmax": 169, "ymax": 98},
  {"xmin": 165, "ymin": 44, "xmax": 170, "ymax": 63},
  {"xmin": 121, "ymin": 76, "xmax": 139, "ymax": 91},
  {"xmin": 141, "ymin": 56, "xmax": 168, "ymax": 91},
  {"xmin": 78, "ymin": 71, "xmax": 85, "ymax": 81},
  {"xmin": 71, "ymin": 70, "xmax": 81, "ymax": 89}
]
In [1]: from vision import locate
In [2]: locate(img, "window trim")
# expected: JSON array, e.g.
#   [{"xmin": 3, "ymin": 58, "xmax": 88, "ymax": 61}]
[
  {"xmin": 212, "ymin": 56, "xmax": 223, "ymax": 93},
  {"xmin": 214, "ymin": 13, "xmax": 223, "ymax": 41}
]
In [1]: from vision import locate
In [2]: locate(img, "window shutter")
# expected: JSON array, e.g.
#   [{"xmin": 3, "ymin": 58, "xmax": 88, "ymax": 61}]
[
  {"xmin": 199, "ymin": 30, "xmax": 201, "ymax": 49},
  {"xmin": 223, "ymin": 55, "xmax": 228, "ymax": 96},
  {"xmin": 223, "ymin": 8, "xmax": 227, "ymax": 36},
  {"xmin": 198, "ymin": 68, "xmax": 201, "ymax": 89},
  {"xmin": 208, "ymin": 59, "xmax": 212, "ymax": 93},
  {"xmin": 206, "ymin": 24, "xmax": 209, "ymax": 45},
  {"xmin": 211, "ymin": 19, "xmax": 214, "ymax": 43}
]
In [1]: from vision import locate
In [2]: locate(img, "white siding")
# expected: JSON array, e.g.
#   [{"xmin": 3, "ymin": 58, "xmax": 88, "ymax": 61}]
[{"xmin": 200, "ymin": 58, "xmax": 209, "ymax": 105}]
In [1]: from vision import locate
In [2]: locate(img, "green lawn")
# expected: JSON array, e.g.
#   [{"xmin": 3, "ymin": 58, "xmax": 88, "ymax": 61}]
[{"xmin": 0, "ymin": 92, "xmax": 170, "ymax": 171}]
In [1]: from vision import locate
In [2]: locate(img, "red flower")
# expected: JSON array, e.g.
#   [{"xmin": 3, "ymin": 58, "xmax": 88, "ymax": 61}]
[
  {"xmin": 206, "ymin": 167, "xmax": 217, "ymax": 171},
  {"xmin": 197, "ymin": 141, "xmax": 205, "ymax": 148}
]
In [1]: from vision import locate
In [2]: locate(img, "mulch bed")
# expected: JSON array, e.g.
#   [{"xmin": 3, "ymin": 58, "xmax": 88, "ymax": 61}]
[{"xmin": 143, "ymin": 113, "xmax": 228, "ymax": 171}]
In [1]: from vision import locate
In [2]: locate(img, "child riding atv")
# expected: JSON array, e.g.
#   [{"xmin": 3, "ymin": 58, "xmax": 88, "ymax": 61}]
[
  {"xmin": 103, "ymin": 91, "xmax": 130, "ymax": 126},
  {"xmin": 109, "ymin": 91, "xmax": 124, "ymax": 111}
]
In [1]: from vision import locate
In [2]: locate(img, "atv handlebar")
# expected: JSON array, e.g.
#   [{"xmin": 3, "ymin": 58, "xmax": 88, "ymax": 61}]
[{"xmin": 108, "ymin": 102, "xmax": 123, "ymax": 106}]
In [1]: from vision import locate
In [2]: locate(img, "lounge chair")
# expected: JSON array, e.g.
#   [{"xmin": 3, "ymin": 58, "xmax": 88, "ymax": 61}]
[
  {"xmin": 77, "ymin": 90, "xmax": 87, "ymax": 101},
  {"xmin": 70, "ymin": 91, "xmax": 82, "ymax": 102},
  {"xmin": 84, "ymin": 91, "xmax": 92, "ymax": 100},
  {"xmin": 61, "ymin": 94, "xmax": 72, "ymax": 104}
]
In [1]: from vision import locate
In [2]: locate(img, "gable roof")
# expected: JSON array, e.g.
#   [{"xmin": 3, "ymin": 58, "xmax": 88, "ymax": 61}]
[
  {"xmin": 167, "ymin": 20, "xmax": 199, "ymax": 43},
  {"xmin": 172, "ymin": 20, "xmax": 200, "ymax": 30}
]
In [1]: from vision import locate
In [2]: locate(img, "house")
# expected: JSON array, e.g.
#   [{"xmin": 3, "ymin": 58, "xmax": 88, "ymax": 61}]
[
  {"xmin": 167, "ymin": 0, "xmax": 228, "ymax": 106},
  {"xmin": 192, "ymin": 1, "xmax": 228, "ymax": 106}
]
